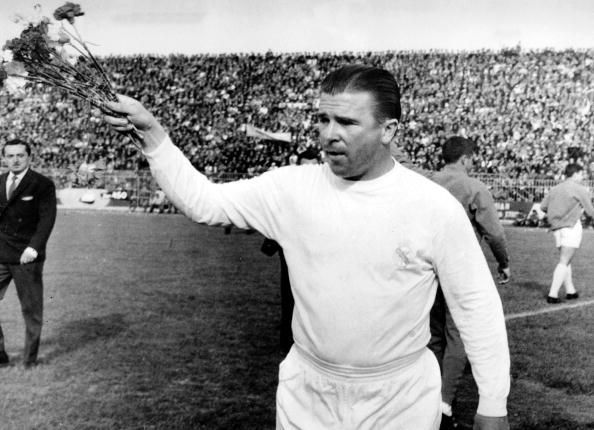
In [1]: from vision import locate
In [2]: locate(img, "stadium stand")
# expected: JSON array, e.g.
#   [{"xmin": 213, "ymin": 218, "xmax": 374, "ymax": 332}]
[{"xmin": 2, "ymin": 48, "xmax": 594, "ymax": 206}]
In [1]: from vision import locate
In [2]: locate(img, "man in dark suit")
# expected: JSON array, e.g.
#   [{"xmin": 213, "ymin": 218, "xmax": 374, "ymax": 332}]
[{"xmin": 0, "ymin": 138, "xmax": 57, "ymax": 368}]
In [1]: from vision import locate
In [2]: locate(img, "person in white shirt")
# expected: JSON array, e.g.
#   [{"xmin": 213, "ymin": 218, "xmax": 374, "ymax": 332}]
[
  {"xmin": 540, "ymin": 163, "xmax": 594, "ymax": 303},
  {"xmin": 102, "ymin": 64, "xmax": 510, "ymax": 430}
]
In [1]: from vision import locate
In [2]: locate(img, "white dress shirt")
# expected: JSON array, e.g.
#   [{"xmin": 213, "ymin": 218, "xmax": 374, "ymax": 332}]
[{"xmin": 6, "ymin": 169, "xmax": 28, "ymax": 198}]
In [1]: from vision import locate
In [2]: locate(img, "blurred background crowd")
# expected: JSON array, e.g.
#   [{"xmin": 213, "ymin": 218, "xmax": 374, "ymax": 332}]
[{"xmin": 1, "ymin": 48, "xmax": 594, "ymax": 189}]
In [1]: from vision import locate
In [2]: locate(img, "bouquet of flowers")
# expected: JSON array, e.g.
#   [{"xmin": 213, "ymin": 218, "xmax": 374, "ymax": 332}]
[{"xmin": 0, "ymin": 2, "xmax": 140, "ymax": 145}]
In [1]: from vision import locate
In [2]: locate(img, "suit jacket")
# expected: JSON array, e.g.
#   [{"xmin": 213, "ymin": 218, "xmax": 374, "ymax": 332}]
[{"xmin": 0, "ymin": 169, "xmax": 57, "ymax": 264}]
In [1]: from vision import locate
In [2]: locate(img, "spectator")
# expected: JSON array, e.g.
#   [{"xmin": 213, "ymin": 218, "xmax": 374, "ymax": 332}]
[{"xmin": 2, "ymin": 49, "xmax": 594, "ymax": 182}]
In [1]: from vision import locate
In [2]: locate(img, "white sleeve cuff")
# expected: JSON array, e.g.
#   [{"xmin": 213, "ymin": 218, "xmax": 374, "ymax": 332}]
[
  {"xmin": 143, "ymin": 135, "xmax": 173, "ymax": 159},
  {"xmin": 477, "ymin": 395, "xmax": 508, "ymax": 417}
]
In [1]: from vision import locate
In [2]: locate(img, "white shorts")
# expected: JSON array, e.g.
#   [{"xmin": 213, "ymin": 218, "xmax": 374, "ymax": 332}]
[
  {"xmin": 276, "ymin": 345, "xmax": 441, "ymax": 430},
  {"xmin": 553, "ymin": 221, "xmax": 582, "ymax": 248}
]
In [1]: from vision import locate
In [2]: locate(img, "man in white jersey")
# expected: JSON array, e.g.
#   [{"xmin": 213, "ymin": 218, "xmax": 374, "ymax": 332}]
[
  {"xmin": 103, "ymin": 65, "xmax": 510, "ymax": 430},
  {"xmin": 540, "ymin": 163, "xmax": 594, "ymax": 303}
]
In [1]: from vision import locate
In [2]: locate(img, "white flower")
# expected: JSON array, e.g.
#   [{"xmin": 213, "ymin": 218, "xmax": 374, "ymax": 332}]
[
  {"xmin": 46, "ymin": 22, "xmax": 70, "ymax": 45},
  {"xmin": 29, "ymin": 4, "xmax": 46, "ymax": 25},
  {"xmin": 4, "ymin": 61, "xmax": 28, "ymax": 77},
  {"xmin": 1, "ymin": 50, "xmax": 13, "ymax": 63},
  {"xmin": 11, "ymin": 13, "xmax": 26, "ymax": 24},
  {"xmin": 11, "ymin": 5, "xmax": 49, "ymax": 28},
  {"xmin": 4, "ymin": 76, "xmax": 28, "ymax": 96},
  {"xmin": 55, "ymin": 45, "xmax": 78, "ymax": 66}
]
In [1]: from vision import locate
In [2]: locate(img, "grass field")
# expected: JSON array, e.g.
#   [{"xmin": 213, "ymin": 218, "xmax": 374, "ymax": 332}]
[{"xmin": 0, "ymin": 210, "xmax": 592, "ymax": 429}]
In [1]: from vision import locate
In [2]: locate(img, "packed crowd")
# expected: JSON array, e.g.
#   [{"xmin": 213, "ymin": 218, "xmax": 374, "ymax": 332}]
[{"xmin": 1, "ymin": 48, "xmax": 594, "ymax": 182}]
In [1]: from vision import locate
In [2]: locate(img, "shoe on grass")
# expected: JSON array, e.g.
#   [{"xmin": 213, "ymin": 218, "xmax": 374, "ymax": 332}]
[
  {"xmin": 440, "ymin": 414, "xmax": 459, "ymax": 430},
  {"xmin": 0, "ymin": 350, "xmax": 9, "ymax": 366},
  {"xmin": 546, "ymin": 296, "xmax": 561, "ymax": 304},
  {"xmin": 566, "ymin": 292, "xmax": 579, "ymax": 300},
  {"xmin": 24, "ymin": 360, "xmax": 38, "ymax": 370}
]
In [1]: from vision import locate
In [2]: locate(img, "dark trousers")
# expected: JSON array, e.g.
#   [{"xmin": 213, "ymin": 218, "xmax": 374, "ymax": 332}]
[
  {"xmin": 261, "ymin": 239, "xmax": 294, "ymax": 355},
  {"xmin": 0, "ymin": 262, "xmax": 44, "ymax": 364},
  {"xmin": 428, "ymin": 286, "xmax": 468, "ymax": 406},
  {"xmin": 278, "ymin": 251, "xmax": 294, "ymax": 355}
]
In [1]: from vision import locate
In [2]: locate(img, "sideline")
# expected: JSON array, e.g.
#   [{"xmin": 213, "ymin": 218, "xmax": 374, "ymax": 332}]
[{"xmin": 505, "ymin": 298, "xmax": 594, "ymax": 321}]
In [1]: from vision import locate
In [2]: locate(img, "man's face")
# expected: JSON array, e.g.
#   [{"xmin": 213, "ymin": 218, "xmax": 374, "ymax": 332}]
[
  {"xmin": 3, "ymin": 144, "xmax": 31, "ymax": 174},
  {"xmin": 318, "ymin": 91, "xmax": 393, "ymax": 181}
]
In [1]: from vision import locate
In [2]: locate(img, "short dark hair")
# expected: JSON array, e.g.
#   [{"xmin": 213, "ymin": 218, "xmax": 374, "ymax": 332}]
[
  {"xmin": 565, "ymin": 163, "xmax": 583, "ymax": 178},
  {"xmin": 441, "ymin": 136, "xmax": 476, "ymax": 164},
  {"xmin": 3, "ymin": 139, "xmax": 31, "ymax": 156},
  {"xmin": 297, "ymin": 147, "xmax": 319, "ymax": 164},
  {"xmin": 320, "ymin": 64, "xmax": 401, "ymax": 123}
]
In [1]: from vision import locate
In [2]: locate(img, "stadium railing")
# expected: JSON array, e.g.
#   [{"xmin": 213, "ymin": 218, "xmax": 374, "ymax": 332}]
[{"xmin": 39, "ymin": 168, "xmax": 594, "ymax": 205}]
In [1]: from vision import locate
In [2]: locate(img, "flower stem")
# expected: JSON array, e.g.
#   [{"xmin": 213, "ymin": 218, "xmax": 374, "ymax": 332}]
[{"xmin": 70, "ymin": 23, "xmax": 116, "ymax": 98}]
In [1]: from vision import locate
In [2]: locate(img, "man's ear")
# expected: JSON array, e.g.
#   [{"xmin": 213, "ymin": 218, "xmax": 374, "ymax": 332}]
[{"xmin": 381, "ymin": 119, "xmax": 399, "ymax": 145}]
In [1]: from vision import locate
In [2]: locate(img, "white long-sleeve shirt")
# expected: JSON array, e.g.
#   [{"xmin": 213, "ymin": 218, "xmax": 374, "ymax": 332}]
[{"xmin": 146, "ymin": 137, "xmax": 510, "ymax": 416}]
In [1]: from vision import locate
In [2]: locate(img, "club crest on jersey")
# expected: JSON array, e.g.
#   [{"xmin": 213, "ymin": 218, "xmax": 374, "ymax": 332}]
[{"xmin": 394, "ymin": 246, "xmax": 412, "ymax": 268}]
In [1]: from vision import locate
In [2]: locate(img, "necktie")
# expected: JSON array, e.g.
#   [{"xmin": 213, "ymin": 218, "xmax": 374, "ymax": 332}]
[{"xmin": 7, "ymin": 176, "xmax": 17, "ymax": 199}]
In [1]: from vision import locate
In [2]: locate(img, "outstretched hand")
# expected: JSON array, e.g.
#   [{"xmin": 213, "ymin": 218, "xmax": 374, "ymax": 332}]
[
  {"xmin": 103, "ymin": 95, "xmax": 151, "ymax": 132},
  {"xmin": 101, "ymin": 95, "xmax": 167, "ymax": 152}
]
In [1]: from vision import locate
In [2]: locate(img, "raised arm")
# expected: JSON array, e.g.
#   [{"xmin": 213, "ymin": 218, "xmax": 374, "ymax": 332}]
[{"xmin": 100, "ymin": 95, "xmax": 287, "ymax": 239}]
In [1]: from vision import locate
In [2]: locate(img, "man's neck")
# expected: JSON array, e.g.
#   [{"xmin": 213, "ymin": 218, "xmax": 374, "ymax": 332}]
[
  {"xmin": 10, "ymin": 168, "xmax": 29, "ymax": 178},
  {"xmin": 444, "ymin": 161, "xmax": 468, "ymax": 174}
]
